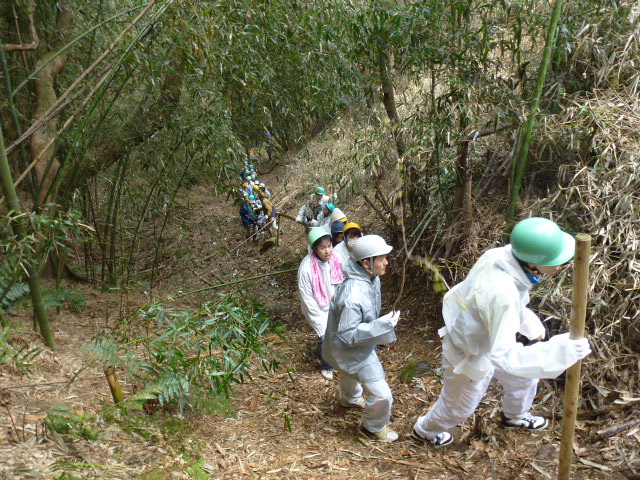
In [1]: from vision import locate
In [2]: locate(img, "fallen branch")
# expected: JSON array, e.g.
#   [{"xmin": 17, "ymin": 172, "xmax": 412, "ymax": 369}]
[
  {"xmin": 0, "ymin": 375, "xmax": 102, "ymax": 390},
  {"xmin": 577, "ymin": 398, "xmax": 640, "ymax": 419},
  {"xmin": 445, "ymin": 123, "xmax": 516, "ymax": 147},
  {"xmin": 597, "ymin": 417, "xmax": 640, "ymax": 439},
  {"xmin": 173, "ymin": 268, "xmax": 298, "ymax": 298}
]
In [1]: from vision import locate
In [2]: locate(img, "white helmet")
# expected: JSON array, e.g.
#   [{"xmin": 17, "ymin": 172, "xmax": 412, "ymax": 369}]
[{"xmin": 351, "ymin": 235, "xmax": 393, "ymax": 261}]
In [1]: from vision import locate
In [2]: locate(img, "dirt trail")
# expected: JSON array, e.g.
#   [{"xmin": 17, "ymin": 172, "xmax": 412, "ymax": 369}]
[{"xmin": 0, "ymin": 178, "xmax": 621, "ymax": 479}]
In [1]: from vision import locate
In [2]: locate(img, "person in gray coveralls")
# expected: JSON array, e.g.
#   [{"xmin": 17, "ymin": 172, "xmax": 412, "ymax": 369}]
[{"xmin": 322, "ymin": 235, "xmax": 401, "ymax": 442}]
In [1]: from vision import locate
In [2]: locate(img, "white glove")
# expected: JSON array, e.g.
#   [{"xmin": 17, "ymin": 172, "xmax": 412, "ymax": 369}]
[
  {"xmin": 295, "ymin": 215, "xmax": 304, "ymax": 223},
  {"xmin": 568, "ymin": 337, "xmax": 591, "ymax": 361},
  {"xmin": 550, "ymin": 332, "xmax": 592, "ymax": 364},
  {"xmin": 389, "ymin": 310, "xmax": 401, "ymax": 327},
  {"xmin": 309, "ymin": 220, "xmax": 319, "ymax": 227},
  {"xmin": 380, "ymin": 310, "xmax": 401, "ymax": 327}
]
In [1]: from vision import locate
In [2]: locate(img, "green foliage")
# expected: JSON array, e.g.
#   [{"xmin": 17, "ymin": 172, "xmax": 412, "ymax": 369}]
[
  {"xmin": 85, "ymin": 292, "xmax": 281, "ymax": 415},
  {"xmin": 44, "ymin": 403, "xmax": 99, "ymax": 440},
  {"xmin": 0, "ymin": 282, "xmax": 29, "ymax": 314},
  {"xmin": 185, "ymin": 456, "xmax": 211, "ymax": 480},
  {"xmin": 0, "ymin": 325, "xmax": 42, "ymax": 372},
  {"xmin": 42, "ymin": 284, "xmax": 86, "ymax": 312},
  {"xmin": 136, "ymin": 455, "xmax": 211, "ymax": 480},
  {"xmin": 0, "ymin": 208, "xmax": 89, "ymax": 314}
]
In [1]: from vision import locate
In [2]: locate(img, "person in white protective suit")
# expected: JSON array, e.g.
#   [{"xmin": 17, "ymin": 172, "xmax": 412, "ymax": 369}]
[
  {"xmin": 412, "ymin": 217, "xmax": 592, "ymax": 447},
  {"xmin": 313, "ymin": 203, "xmax": 348, "ymax": 229},
  {"xmin": 333, "ymin": 222, "xmax": 363, "ymax": 271},
  {"xmin": 322, "ymin": 235, "xmax": 402, "ymax": 442},
  {"xmin": 298, "ymin": 228, "xmax": 345, "ymax": 380},
  {"xmin": 295, "ymin": 186, "xmax": 337, "ymax": 226}
]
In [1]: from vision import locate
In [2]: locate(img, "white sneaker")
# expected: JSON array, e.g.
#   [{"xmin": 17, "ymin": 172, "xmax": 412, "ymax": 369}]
[
  {"xmin": 339, "ymin": 397, "xmax": 365, "ymax": 408},
  {"xmin": 320, "ymin": 369, "xmax": 334, "ymax": 380},
  {"xmin": 502, "ymin": 412, "xmax": 548, "ymax": 430},
  {"xmin": 412, "ymin": 429, "xmax": 453, "ymax": 447},
  {"xmin": 361, "ymin": 424, "xmax": 399, "ymax": 442}
]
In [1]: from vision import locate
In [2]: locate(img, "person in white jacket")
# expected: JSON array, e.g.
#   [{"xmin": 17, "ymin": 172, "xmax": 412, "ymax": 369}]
[
  {"xmin": 412, "ymin": 217, "xmax": 591, "ymax": 447},
  {"xmin": 295, "ymin": 186, "xmax": 336, "ymax": 226},
  {"xmin": 333, "ymin": 222, "xmax": 363, "ymax": 270},
  {"xmin": 298, "ymin": 228, "xmax": 345, "ymax": 380}
]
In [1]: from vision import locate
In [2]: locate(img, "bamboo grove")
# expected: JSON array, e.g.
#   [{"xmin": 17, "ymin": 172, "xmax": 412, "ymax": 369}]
[{"xmin": 1, "ymin": 0, "xmax": 638, "ymax": 375}]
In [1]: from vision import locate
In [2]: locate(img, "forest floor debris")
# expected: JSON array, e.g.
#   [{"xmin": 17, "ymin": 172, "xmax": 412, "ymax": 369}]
[{"xmin": 0, "ymin": 177, "xmax": 637, "ymax": 479}]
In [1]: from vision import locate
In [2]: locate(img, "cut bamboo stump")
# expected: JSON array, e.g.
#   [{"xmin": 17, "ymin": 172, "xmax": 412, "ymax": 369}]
[
  {"xmin": 558, "ymin": 233, "xmax": 591, "ymax": 480},
  {"xmin": 104, "ymin": 367, "xmax": 124, "ymax": 405}
]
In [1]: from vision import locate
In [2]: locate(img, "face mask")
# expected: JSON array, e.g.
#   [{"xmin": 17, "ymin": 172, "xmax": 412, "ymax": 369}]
[
  {"xmin": 524, "ymin": 270, "xmax": 540, "ymax": 285},
  {"xmin": 347, "ymin": 240, "xmax": 357, "ymax": 248}
]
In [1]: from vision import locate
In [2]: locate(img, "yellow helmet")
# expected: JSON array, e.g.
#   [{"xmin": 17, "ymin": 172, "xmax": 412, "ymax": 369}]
[{"xmin": 343, "ymin": 222, "xmax": 362, "ymax": 233}]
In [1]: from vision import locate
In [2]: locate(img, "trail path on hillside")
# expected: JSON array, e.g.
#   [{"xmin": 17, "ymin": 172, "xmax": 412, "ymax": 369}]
[{"xmin": 0, "ymin": 173, "xmax": 623, "ymax": 479}]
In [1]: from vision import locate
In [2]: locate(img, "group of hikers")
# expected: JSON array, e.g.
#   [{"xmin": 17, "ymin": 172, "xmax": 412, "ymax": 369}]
[
  {"xmin": 295, "ymin": 205, "xmax": 592, "ymax": 446},
  {"xmin": 237, "ymin": 158, "xmax": 278, "ymax": 240}
]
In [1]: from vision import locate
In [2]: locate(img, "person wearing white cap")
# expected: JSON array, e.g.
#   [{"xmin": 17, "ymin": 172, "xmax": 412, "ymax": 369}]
[
  {"xmin": 412, "ymin": 217, "xmax": 592, "ymax": 447},
  {"xmin": 322, "ymin": 235, "xmax": 401, "ymax": 442}
]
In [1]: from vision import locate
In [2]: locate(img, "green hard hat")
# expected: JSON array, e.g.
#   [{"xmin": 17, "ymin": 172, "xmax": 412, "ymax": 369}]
[
  {"xmin": 511, "ymin": 217, "xmax": 575, "ymax": 266},
  {"xmin": 315, "ymin": 186, "xmax": 326, "ymax": 195},
  {"xmin": 308, "ymin": 227, "xmax": 331, "ymax": 247}
]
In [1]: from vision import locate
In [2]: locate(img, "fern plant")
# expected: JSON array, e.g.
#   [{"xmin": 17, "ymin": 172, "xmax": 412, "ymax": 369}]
[
  {"xmin": 0, "ymin": 325, "xmax": 42, "ymax": 372},
  {"xmin": 1, "ymin": 208, "xmax": 89, "ymax": 316},
  {"xmin": 84, "ymin": 292, "xmax": 282, "ymax": 415},
  {"xmin": 0, "ymin": 282, "xmax": 29, "ymax": 314}
]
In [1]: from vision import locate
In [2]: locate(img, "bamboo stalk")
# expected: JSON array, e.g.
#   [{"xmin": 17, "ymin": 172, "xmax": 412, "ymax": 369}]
[
  {"xmin": 0, "ymin": 41, "xmax": 37, "ymax": 200},
  {"xmin": 558, "ymin": 234, "xmax": 591, "ymax": 480},
  {"xmin": 175, "ymin": 268, "xmax": 298, "ymax": 299},
  {"xmin": 507, "ymin": 0, "xmax": 565, "ymax": 221},
  {"xmin": 0, "ymin": 124, "xmax": 55, "ymax": 349},
  {"xmin": 104, "ymin": 367, "xmax": 124, "ymax": 404}
]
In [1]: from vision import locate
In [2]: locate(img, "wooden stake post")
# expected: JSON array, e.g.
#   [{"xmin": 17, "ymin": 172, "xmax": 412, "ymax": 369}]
[{"xmin": 558, "ymin": 234, "xmax": 591, "ymax": 480}]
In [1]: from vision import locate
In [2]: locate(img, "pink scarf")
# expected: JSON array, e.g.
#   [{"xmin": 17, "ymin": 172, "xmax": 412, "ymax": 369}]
[{"xmin": 311, "ymin": 252, "xmax": 344, "ymax": 308}]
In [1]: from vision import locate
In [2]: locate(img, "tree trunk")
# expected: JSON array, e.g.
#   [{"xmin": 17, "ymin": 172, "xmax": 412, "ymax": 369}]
[
  {"xmin": 378, "ymin": 38, "xmax": 405, "ymax": 157},
  {"xmin": 29, "ymin": 5, "xmax": 72, "ymax": 208}
]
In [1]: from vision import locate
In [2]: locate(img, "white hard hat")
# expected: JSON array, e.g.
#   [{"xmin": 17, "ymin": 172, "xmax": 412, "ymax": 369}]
[{"xmin": 351, "ymin": 235, "xmax": 393, "ymax": 261}]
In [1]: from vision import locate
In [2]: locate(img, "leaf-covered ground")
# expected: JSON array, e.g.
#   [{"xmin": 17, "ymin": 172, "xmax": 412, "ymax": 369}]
[{"xmin": 0, "ymin": 179, "xmax": 635, "ymax": 479}]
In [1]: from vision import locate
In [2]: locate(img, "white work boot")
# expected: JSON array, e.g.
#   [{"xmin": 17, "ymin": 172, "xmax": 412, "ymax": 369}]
[
  {"xmin": 339, "ymin": 397, "xmax": 365, "ymax": 409},
  {"xmin": 320, "ymin": 369, "xmax": 334, "ymax": 381},
  {"xmin": 360, "ymin": 424, "xmax": 399, "ymax": 442}
]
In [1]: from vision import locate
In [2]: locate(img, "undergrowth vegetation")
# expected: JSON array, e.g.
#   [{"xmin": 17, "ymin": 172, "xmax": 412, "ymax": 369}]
[{"xmin": 85, "ymin": 292, "xmax": 282, "ymax": 415}]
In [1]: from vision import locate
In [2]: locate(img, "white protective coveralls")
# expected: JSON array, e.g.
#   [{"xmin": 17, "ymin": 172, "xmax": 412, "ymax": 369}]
[
  {"xmin": 315, "ymin": 206, "xmax": 347, "ymax": 229},
  {"xmin": 297, "ymin": 251, "xmax": 341, "ymax": 337},
  {"xmin": 414, "ymin": 245, "xmax": 588, "ymax": 439},
  {"xmin": 295, "ymin": 193, "xmax": 331, "ymax": 224},
  {"xmin": 322, "ymin": 257, "xmax": 397, "ymax": 432},
  {"xmin": 333, "ymin": 241, "xmax": 351, "ymax": 272}
]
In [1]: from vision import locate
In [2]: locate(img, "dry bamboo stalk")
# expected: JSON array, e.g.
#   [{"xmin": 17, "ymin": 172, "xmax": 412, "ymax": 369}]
[
  {"xmin": 104, "ymin": 367, "xmax": 124, "ymax": 405},
  {"xmin": 558, "ymin": 233, "xmax": 591, "ymax": 480},
  {"xmin": 597, "ymin": 418, "xmax": 640, "ymax": 439}
]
